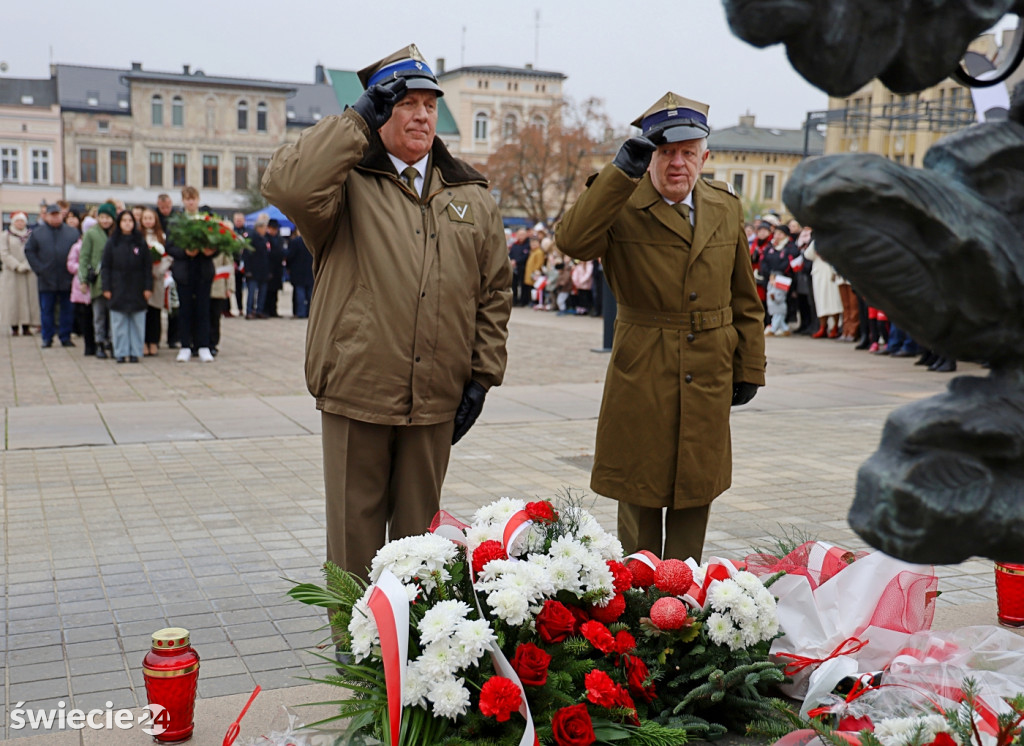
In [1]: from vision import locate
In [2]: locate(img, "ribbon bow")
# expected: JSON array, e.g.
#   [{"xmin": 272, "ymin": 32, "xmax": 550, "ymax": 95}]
[{"xmin": 777, "ymin": 636, "xmax": 869, "ymax": 676}]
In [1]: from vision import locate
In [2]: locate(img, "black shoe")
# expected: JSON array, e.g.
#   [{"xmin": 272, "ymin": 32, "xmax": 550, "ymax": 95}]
[
  {"xmin": 854, "ymin": 339, "xmax": 871, "ymax": 350},
  {"xmin": 915, "ymin": 351, "xmax": 937, "ymax": 366},
  {"xmin": 931, "ymin": 358, "xmax": 957, "ymax": 373},
  {"xmin": 95, "ymin": 348, "xmax": 107, "ymax": 359},
  {"xmin": 210, "ymin": 347, "xmax": 218, "ymax": 357},
  {"xmin": 129, "ymin": 356, "xmax": 139, "ymax": 363},
  {"xmin": 891, "ymin": 349, "xmax": 915, "ymax": 358},
  {"xmin": 41, "ymin": 339, "xmax": 53, "ymax": 348},
  {"xmin": 84, "ymin": 347, "xmax": 96, "ymax": 356},
  {"xmin": 61, "ymin": 339, "xmax": 75, "ymax": 347},
  {"xmin": 116, "ymin": 357, "xmax": 126, "ymax": 363}
]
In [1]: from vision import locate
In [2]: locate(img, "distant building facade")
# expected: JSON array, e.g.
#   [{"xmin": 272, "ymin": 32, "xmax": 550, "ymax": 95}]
[{"xmin": 0, "ymin": 76, "xmax": 63, "ymax": 222}]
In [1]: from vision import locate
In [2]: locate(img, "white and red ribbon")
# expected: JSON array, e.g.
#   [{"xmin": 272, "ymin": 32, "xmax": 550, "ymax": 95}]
[
  {"xmin": 502, "ymin": 510, "xmax": 533, "ymax": 554},
  {"xmin": 683, "ymin": 557, "xmax": 742, "ymax": 610},
  {"xmin": 366, "ymin": 570, "xmax": 409, "ymax": 746}
]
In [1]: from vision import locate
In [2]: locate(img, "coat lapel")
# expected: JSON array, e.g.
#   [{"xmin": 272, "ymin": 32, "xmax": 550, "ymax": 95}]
[
  {"xmin": 628, "ymin": 175, "xmax": 693, "ymax": 245},
  {"xmin": 688, "ymin": 179, "xmax": 726, "ymax": 269}
]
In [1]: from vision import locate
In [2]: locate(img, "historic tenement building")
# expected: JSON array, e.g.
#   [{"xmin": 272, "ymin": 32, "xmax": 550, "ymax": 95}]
[{"xmin": 0, "ymin": 76, "xmax": 63, "ymax": 222}]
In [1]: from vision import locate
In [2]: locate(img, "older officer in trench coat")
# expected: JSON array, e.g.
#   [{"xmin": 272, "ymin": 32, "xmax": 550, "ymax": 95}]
[
  {"xmin": 262, "ymin": 45, "xmax": 512, "ymax": 581},
  {"xmin": 557, "ymin": 92, "xmax": 766, "ymax": 562}
]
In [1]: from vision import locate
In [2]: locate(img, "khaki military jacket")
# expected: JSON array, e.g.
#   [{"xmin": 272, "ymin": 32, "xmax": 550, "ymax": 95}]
[
  {"xmin": 556, "ymin": 163, "xmax": 766, "ymax": 508},
  {"xmin": 262, "ymin": 109, "xmax": 512, "ymax": 426}
]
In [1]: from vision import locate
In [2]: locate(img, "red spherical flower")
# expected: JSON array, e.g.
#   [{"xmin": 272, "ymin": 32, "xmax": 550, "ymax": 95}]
[
  {"xmin": 627, "ymin": 558, "xmax": 657, "ymax": 589},
  {"xmin": 536, "ymin": 600, "xmax": 577, "ymax": 644},
  {"xmin": 510, "ymin": 642, "xmax": 551, "ymax": 687},
  {"xmin": 650, "ymin": 596, "xmax": 690, "ymax": 631},
  {"xmin": 654, "ymin": 558, "xmax": 694, "ymax": 596},
  {"xmin": 219, "ymin": 227, "xmax": 227, "ymax": 234},
  {"xmin": 580, "ymin": 620, "xmax": 616, "ymax": 654},
  {"xmin": 551, "ymin": 704, "xmax": 596, "ymax": 746},
  {"xmin": 613, "ymin": 630, "xmax": 637, "ymax": 654},
  {"xmin": 624, "ymin": 656, "xmax": 657, "ymax": 703},
  {"xmin": 525, "ymin": 500, "xmax": 558, "ymax": 523},
  {"xmin": 589, "ymin": 593, "xmax": 626, "ymax": 624},
  {"xmin": 472, "ymin": 540, "xmax": 507, "ymax": 578},
  {"xmin": 584, "ymin": 669, "xmax": 622, "ymax": 708},
  {"xmin": 607, "ymin": 560, "xmax": 633, "ymax": 593},
  {"xmin": 479, "ymin": 676, "xmax": 522, "ymax": 722}
]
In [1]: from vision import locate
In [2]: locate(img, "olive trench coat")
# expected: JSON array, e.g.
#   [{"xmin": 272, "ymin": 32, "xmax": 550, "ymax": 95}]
[{"xmin": 556, "ymin": 163, "xmax": 766, "ymax": 509}]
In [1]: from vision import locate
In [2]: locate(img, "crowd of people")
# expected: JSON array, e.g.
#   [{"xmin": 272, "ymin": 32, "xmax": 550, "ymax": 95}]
[
  {"xmin": 0, "ymin": 188, "xmax": 315, "ymax": 363},
  {"xmin": 746, "ymin": 212, "xmax": 957, "ymax": 373},
  {"xmin": 505, "ymin": 223, "xmax": 604, "ymax": 316}
]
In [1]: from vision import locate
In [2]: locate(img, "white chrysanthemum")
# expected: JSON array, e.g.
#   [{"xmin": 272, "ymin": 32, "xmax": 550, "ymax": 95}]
[
  {"xmin": 453, "ymin": 618, "xmax": 496, "ymax": 660},
  {"xmin": 464, "ymin": 524, "xmax": 501, "ymax": 554},
  {"xmin": 733, "ymin": 571, "xmax": 764, "ymax": 594},
  {"xmin": 402, "ymin": 662, "xmax": 431, "ymax": 708},
  {"xmin": 368, "ymin": 534, "xmax": 459, "ymax": 587},
  {"xmin": 579, "ymin": 553, "xmax": 615, "ymax": 599},
  {"xmin": 418, "ymin": 600, "xmax": 472, "ymax": 646},
  {"xmin": 545, "ymin": 555, "xmax": 582, "ymax": 592},
  {"xmin": 874, "ymin": 715, "xmax": 956, "ymax": 746},
  {"xmin": 755, "ymin": 587, "xmax": 777, "ymax": 609},
  {"xmin": 549, "ymin": 535, "xmax": 588, "ymax": 564},
  {"xmin": 417, "ymin": 639, "xmax": 459, "ymax": 679},
  {"xmin": 707, "ymin": 579, "xmax": 743, "ymax": 611},
  {"xmin": 726, "ymin": 628, "xmax": 745, "ymax": 651},
  {"xmin": 570, "ymin": 510, "xmax": 624, "ymax": 560},
  {"xmin": 731, "ymin": 595, "xmax": 759, "ymax": 625},
  {"xmin": 484, "ymin": 587, "xmax": 533, "ymax": 625},
  {"xmin": 428, "ymin": 678, "xmax": 471, "ymax": 720},
  {"xmin": 348, "ymin": 595, "xmax": 378, "ymax": 662},
  {"xmin": 473, "ymin": 497, "xmax": 525, "ymax": 527},
  {"xmin": 706, "ymin": 612, "xmax": 732, "ymax": 646}
]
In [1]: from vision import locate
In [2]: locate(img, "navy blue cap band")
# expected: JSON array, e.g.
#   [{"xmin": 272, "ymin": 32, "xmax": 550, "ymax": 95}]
[
  {"xmin": 641, "ymin": 107, "xmax": 708, "ymax": 135},
  {"xmin": 368, "ymin": 58, "xmax": 436, "ymax": 87}
]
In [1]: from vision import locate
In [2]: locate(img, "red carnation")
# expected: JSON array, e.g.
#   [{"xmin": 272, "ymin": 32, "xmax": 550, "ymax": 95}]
[
  {"xmin": 580, "ymin": 620, "xmax": 616, "ymax": 653},
  {"xmin": 536, "ymin": 600, "xmax": 577, "ymax": 643},
  {"xmin": 551, "ymin": 704, "xmax": 596, "ymax": 746},
  {"xmin": 584, "ymin": 669, "xmax": 622, "ymax": 708},
  {"xmin": 589, "ymin": 593, "xmax": 626, "ymax": 624},
  {"xmin": 650, "ymin": 597, "xmax": 690, "ymax": 631},
  {"xmin": 219, "ymin": 227, "xmax": 227, "ymax": 234},
  {"xmin": 654, "ymin": 559, "xmax": 694, "ymax": 596},
  {"xmin": 928, "ymin": 734, "xmax": 958, "ymax": 746},
  {"xmin": 627, "ymin": 558, "xmax": 657, "ymax": 589},
  {"xmin": 624, "ymin": 656, "xmax": 657, "ymax": 703},
  {"xmin": 479, "ymin": 676, "xmax": 521, "ymax": 722},
  {"xmin": 607, "ymin": 560, "xmax": 633, "ymax": 593},
  {"xmin": 472, "ymin": 540, "xmax": 507, "ymax": 578},
  {"xmin": 525, "ymin": 500, "xmax": 557, "ymax": 523},
  {"xmin": 613, "ymin": 630, "xmax": 636, "ymax": 654},
  {"xmin": 510, "ymin": 642, "xmax": 551, "ymax": 687}
]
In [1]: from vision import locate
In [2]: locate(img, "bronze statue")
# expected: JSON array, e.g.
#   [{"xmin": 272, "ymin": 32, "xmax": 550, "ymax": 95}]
[{"xmin": 723, "ymin": 0, "xmax": 1024, "ymax": 563}]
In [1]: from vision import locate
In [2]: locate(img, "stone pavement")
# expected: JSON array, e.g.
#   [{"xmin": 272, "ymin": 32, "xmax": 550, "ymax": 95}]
[{"xmin": 0, "ymin": 298, "xmax": 1016, "ymax": 743}]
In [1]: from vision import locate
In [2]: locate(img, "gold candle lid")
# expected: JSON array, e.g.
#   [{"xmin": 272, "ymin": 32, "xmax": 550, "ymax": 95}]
[{"xmin": 151, "ymin": 627, "xmax": 190, "ymax": 649}]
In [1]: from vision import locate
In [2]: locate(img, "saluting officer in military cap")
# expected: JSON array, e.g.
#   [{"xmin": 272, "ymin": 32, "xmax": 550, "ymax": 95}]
[
  {"xmin": 262, "ymin": 45, "xmax": 512, "ymax": 581},
  {"xmin": 556, "ymin": 92, "xmax": 766, "ymax": 562}
]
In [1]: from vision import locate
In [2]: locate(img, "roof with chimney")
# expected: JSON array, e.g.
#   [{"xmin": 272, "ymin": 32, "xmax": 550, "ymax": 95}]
[
  {"xmin": 709, "ymin": 114, "xmax": 824, "ymax": 156},
  {"xmin": 438, "ymin": 65, "xmax": 566, "ymax": 80},
  {"xmin": 0, "ymin": 76, "xmax": 58, "ymax": 108}
]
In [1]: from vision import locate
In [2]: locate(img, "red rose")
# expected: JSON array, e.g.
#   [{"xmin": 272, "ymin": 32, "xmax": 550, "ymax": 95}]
[
  {"xmin": 613, "ymin": 630, "xmax": 636, "ymax": 654},
  {"xmin": 479, "ymin": 676, "xmax": 522, "ymax": 722},
  {"xmin": 624, "ymin": 656, "xmax": 657, "ymax": 703},
  {"xmin": 525, "ymin": 500, "xmax": 558, "ymax": 523},
  {"xmin": 580, "ymin": 620, "xmax": 616, "ymax": 653},
  {"xmin": 511, "ymin": 642, "xmax": 551, "ymax": 687},
  {"xmin": 551, "ymin": 704, "xmax": 596, "ymax": 746},
  {"xmin": 536, "ymin": 600, "xmax": 576, "ymax": 643},
  {"xmin": 589, "ymin": 593, "xmax": 626, "ymax": 624},
  {"xmin": 568, "ymin": 604, "xmax": 589, "ymax": 633},
  {"xmin": 627, "ymin": 558, "xmax": 657, "ymax": 589},
  {"xmin": 584, "ymin": 669, "xmax": 622, "ymax": 708},
  {"xmin": 654, "ymin": 559, "xmax": 693, "ymax": 596},
  {"xmin": 607, "ymin": 560, "xmax": 633, "ymax": 593},
  {"xmin": 472, "ymin": 540, "xmax": 507, "ymax": 578}
]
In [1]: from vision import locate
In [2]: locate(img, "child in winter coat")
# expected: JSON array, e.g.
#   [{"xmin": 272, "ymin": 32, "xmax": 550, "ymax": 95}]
[{"xmin": 766, "ymin": 273, "xmax": 792, "ymax": 336}]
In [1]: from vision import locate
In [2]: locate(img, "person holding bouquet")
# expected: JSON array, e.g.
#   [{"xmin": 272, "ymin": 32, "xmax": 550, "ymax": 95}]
[
  {"xmin": 166, "ymin": 186, "xmax": 215, "ymax": 362},
  {"xmin": 100, "ymin": 210, "xmax": 152, "ymax": 363}
]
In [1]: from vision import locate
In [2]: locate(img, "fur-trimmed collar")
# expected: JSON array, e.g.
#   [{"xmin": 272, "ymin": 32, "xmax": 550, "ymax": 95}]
[{"xmin": 357, "ymin": 129, "xmax": 488, "ymax": 188}]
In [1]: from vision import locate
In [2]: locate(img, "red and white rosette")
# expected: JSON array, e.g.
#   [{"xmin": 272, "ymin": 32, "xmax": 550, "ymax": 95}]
[
  {"xmin": 682, "ymin": 557, "xmax": 742, "ymax": 610},
  {"xmin": 365, "ymin": 570, "xmax": 409, "ymax": 746}
]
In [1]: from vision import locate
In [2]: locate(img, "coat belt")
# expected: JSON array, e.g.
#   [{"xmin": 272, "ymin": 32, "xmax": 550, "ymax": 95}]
[{"xmin": 617, "ymin": 304, "xmax": 733, "ymax": 332}]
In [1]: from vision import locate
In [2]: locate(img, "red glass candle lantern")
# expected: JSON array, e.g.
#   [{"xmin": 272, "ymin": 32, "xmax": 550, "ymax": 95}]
[
  {"xmin": 994, "ymin": 563, "xmax": 1024, "ymax": 627},
  {"xmin": 142, "ymin": 627, "xmax": 200, "ymax": 742}
]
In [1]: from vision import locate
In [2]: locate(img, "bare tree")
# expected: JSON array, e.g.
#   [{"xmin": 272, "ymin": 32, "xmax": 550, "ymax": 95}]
[{"xmin": 484, "ymin": 97, "xmax": 613, "ymax": 226}]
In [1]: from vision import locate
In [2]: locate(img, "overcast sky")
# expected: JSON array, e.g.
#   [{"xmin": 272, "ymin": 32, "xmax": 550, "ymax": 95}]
[{"xmin": 3, "ymin": 1, "xmax": 1016, "ymax": 133}]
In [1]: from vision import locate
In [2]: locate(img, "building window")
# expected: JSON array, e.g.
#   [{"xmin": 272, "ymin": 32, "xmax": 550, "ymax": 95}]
[
  {"xmin": 86, "ymin": 90, "xmax": 99, "ymax": 107},
  {"xmin": 205, "ymin": 100, "xmax": 216, "ymax": 132},
  {"xmin": 234, "ymin": 156, "xmax": 249, "ymax": 189},
  {"xmin": 1, "ymin": 147, "xmax": 20, "ymax": 182},
  {"xmin": 97, "ymin": 119, "xmax": 109, "ymax": 133},
  {"xmin": 110, "ymin": 150, "xmax": 128, "ymax": 185},
  {"xmin": 172, "ymin": 96, "xmax": 184, "ymax": 127},
  {"xmin": 172, "ymin": 153, "xmax": 187, "ymax": 186},
  {"xmin": 502, "ymin": 113, "xmax": 518, "ymax": 141},
  {"xmin": 31, "ymin": 149, "xmax": 50, "ymax": 183},
  {"xmin": 80, "ymin": 148, "xmax": 97, "ymax": 183},
  {"xmin": 202, "ymin": 154, "xmax": 219, "ymax": 188},
  {"xmin": 474, "ymin": 112, "xmax": 489, "ymax": 141},
  {"xmin": 732, "ymin": 172, "xmax": 745, "ymax": 195},
  {"xmin": 763, "ymin": 173, "xmax": 775, "ymax": 201},
  {"xmin": 237, "ymin": 100, "xmax": 248, "ymax": 131},
  {"xmin": 151, "ymin": 94, "xmax": 163, "ymax": 126},
  {"xmin": 256, "ymin": 102, "xmax": 268, "ymax": 132},
  {"xmin": 149, "ymin": 152, "xmax": 164, "ymax": 187},
  {"xmin": 531, "ymin": 114, "xmax": 547, "ymax": 130},
  {"xmin": 256, "ymin": 157, "xmax": 270, "ymax": 183}
]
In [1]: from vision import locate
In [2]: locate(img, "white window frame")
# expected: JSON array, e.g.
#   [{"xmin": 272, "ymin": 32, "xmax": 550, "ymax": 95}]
[
  {"xmin": 0, "ymin": 146, "xmax": 20, "ymax": 183},
  {"xmin": 30, "ymin": 148, "xmax": 51, "ymax": 184},
  {"xmin": 474, "ymin": 111, "xmax": 489, "ymax": 141}
]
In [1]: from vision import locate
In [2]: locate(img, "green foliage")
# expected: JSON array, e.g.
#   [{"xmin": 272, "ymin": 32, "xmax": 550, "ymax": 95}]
[
  {"xmin": 750, "ymin": 524, "xmax": 818, "ymax": 559},
  {"xmin": 166, "ymin": 212, "xmax": 246, "ymax": 256}
]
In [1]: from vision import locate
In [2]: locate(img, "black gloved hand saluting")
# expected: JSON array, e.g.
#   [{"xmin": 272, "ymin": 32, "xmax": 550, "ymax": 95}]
[
  {"xmin": 351, "ymin": 77, "xmax": 409, "ymax": 131},
  {"xmin": 732, "ymin": 382, "xmax": 760, "ymax": 407},
  {"xmin": 452, "ymin": 381, "xmax": 487, "ymax": 445},
  {"xmin": 612, "ymin": 136, "xmax": 657, "ymax": 179}
]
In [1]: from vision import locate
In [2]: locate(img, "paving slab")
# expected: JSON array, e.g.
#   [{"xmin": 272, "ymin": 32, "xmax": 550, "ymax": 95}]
[
  {"xmin": 180, "ymin": 397, "xmax": 312, "ymax": 440},
  {"xmin": 6, "ymin": 404, "xmax": 111, "ymax": 450},
  {"xmin": 97, "ymin": 401, "xmax": 212, "ymax": 444}
]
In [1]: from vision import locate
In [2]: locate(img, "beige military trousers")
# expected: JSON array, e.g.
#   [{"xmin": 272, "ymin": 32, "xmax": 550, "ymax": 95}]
[
  {"xmin": 617, "ymin": 502, "xmax": 712, "ymax": 563},
  {"xmin": 322, "ymin": 412, "xmax": 454, "ymax": 581}
]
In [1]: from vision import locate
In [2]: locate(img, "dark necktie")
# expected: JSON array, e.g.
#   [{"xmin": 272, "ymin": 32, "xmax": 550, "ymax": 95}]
[
  {"xmin": 401, "ymin": 166, "xmax": 419, "ymax": 195},
  {"xmin": 673, "ymin": 202, "xmax": 694, "ymax": 243}
]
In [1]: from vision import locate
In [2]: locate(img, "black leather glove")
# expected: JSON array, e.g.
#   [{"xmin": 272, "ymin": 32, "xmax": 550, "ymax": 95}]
[
  {"xmin": 612, "ymin": 136, "xmax": 657, "ymax": 179},
  {"xmin": 732, "ymin": 382, "xmax": 760, "ymax": 407},
  {"xmin": 350, "ymin": 77, "xmax": 408, "ymax": 131},
  {"xmin": 452, "ymin": 380, "xmax": 487, "ymax": 445}
]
